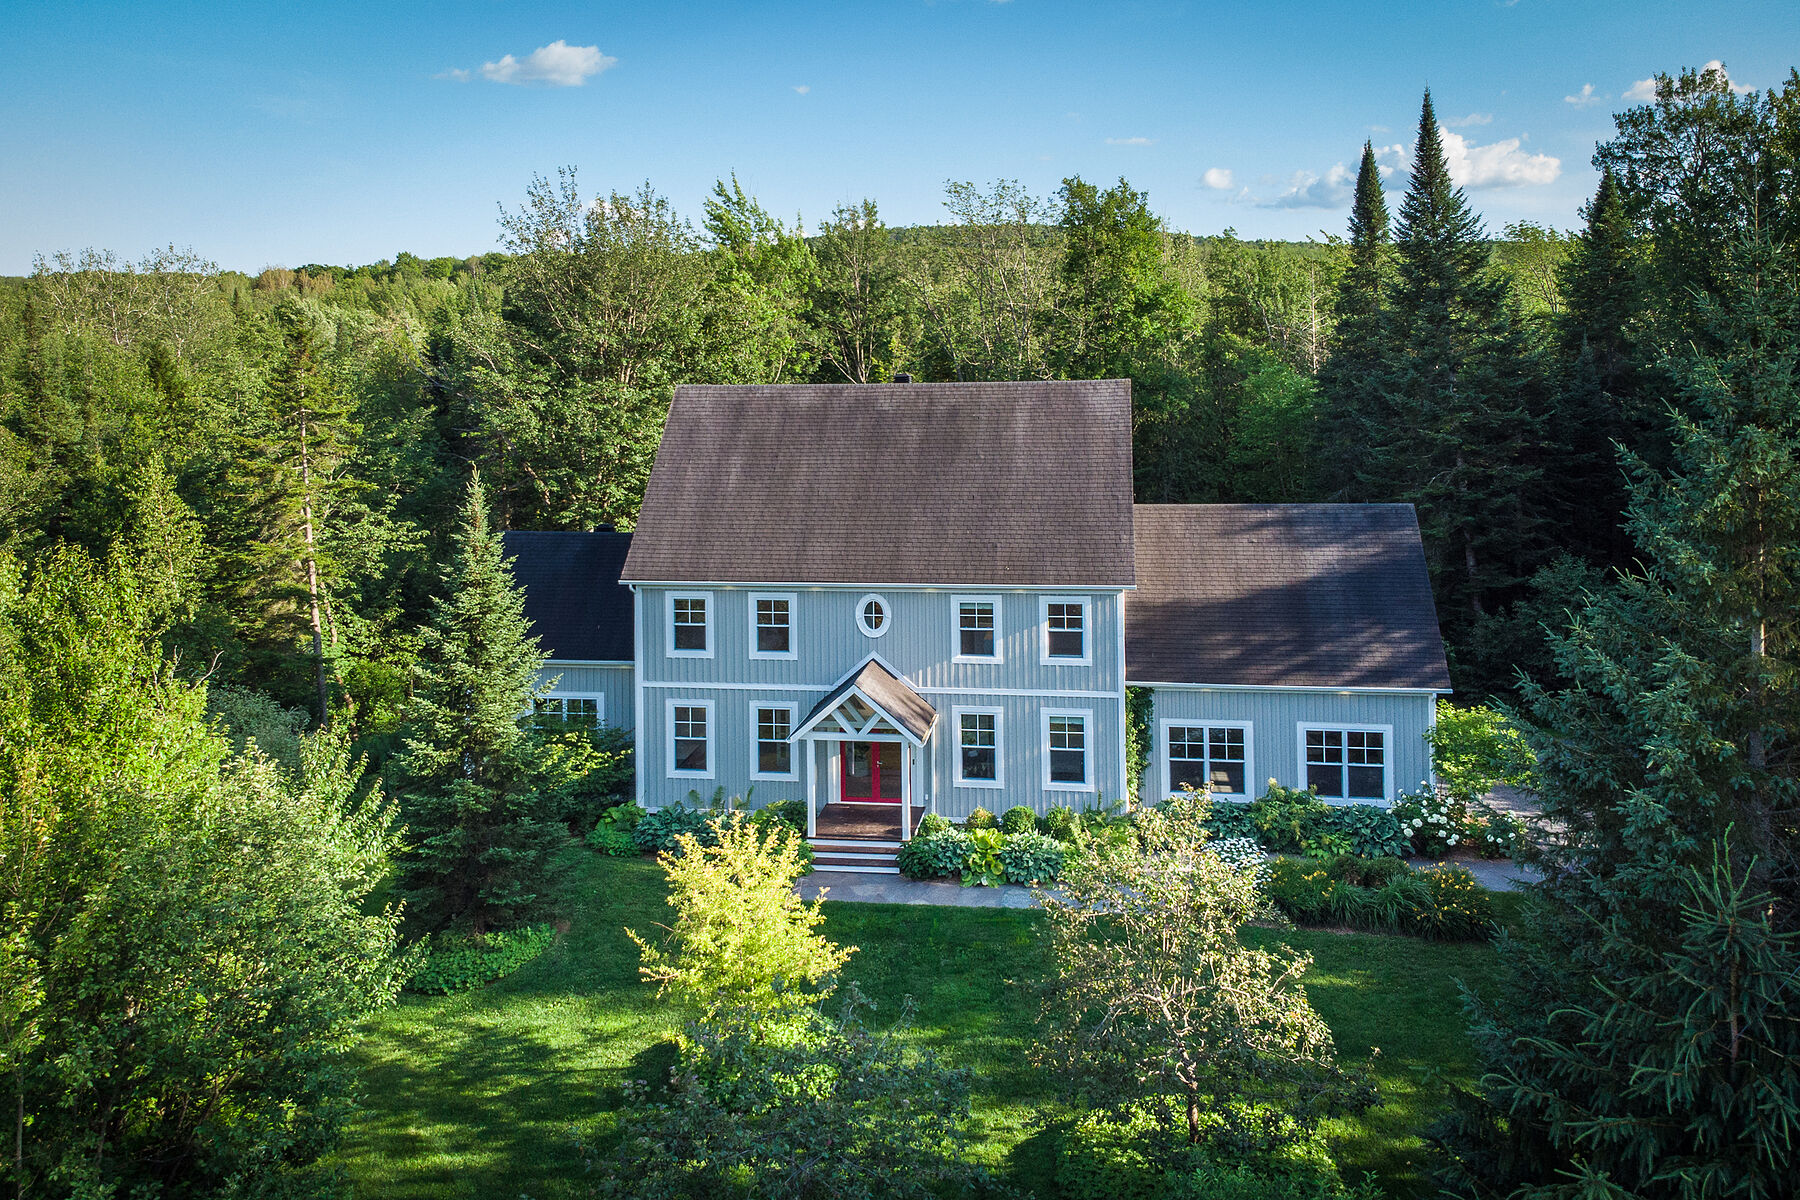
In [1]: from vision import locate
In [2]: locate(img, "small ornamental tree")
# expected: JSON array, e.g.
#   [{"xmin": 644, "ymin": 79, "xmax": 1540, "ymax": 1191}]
[
  {"xmin": 1034, "ymin": 802, "xmax": 1374, "ymax": 1160},
  {"xmin": 392, "ymin": 468, "xmax": 566, "ymax": 932},
  {"xmin": 630, "ymin": 813, "xmax": 853, "ymax": 1022},
  {"xmin": 1425, "ymin": 701, "xmax": 1539, "ymax": 804}
]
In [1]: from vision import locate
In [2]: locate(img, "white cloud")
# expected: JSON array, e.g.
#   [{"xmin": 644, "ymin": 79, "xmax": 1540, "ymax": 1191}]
[
  {"xmin": 434, "ymin": 68, "xmax": 471, "ymax": 82},
  {"xmin": 1439, "ymin": 127, "xmax": 1560, "ymax": 187},
  {"xmin": 1564, "ymin": 83, "xmax": 1602, "ymax": 107},
  {"xmin": 468, "ymin": 40, "xmax": 616, "ymax": 87},
  {"xmin": 1259, "ymin": 161, "xmax": 1357, "ymax": 209},
  {"xmin": 792, "ymin": 84, "xmax": 810, "ymax": 94},
  {"xmin": 1444, "ymin": 112, "xmax": 1493, "ymax": 128},
  {"xmin": 1201, "ymin": 167, "xmax": 1234, "ymax": 190},
  {"xmin": 1106, "ymin": 136, "xmax": 1154, "ymax": 146},
  {"xmin": 1625, "ymin": 60, "xmax": 1751, "ymax": 103}
]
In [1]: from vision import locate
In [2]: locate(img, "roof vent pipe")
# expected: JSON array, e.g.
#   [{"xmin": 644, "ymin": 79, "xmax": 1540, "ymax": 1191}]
[{"xmin": 893, "ymin": 373, "xmax": 912, "ymax": 383}]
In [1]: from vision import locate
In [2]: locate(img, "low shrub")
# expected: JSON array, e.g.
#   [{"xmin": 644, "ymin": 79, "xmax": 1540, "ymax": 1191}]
[
  {"xmin": 1264, "ymin": 858, "xmax": 1334, "ymax": 922},
  {"xmin": 997, "ymin": 831, "xmax": 1066, "ymax": 884},
  {"xmin": 1411, "ymin": 864, "xmax": 1494, "ymax": 940},
  {"xmin": 896, "ymin": 829, "xmax": 970, "ymax": 880},
  {"xmin": 1201, "ymin": 796, "xmax": 1260, "ymax": 842},
  {"xmin": 1390, "ymin": 786, "xmax": 1467, "ymax": 857},
  {"xmin": 1041, "ymin": 804, "xmax": 1079, "ymax": 842},
  {"xmin": 1207, "ymin": 836, "xmax": 1267, "ymax": 878},
  {"xmin": 1000, "ymin": 805, "xmax": 1039, "ymax": 835},
  {"xmin": 964, "ymin": 806, "xmax": 997, "ymax": 830},
  {"xmin": 1468, "ymin": 809, "xmax": 1527, "ymax": 858},
  {"xmin": 585, "ymin": 803, "xmax": 642, "ymax": 856},
  {"xmin": 1249, "ymin": 784, "xmax": 1331, "ymax": 855},
  {"xmin": 750, "ymin": 799, "xmax": 807, "ymax": 835},
  {"xmin": 408, "ymin": 924, "xmax": 556, "ymax": 994},
  {"xmin": 1323, "ymin": 854, "xmax": 1412, "ymax": 888},
  {"xmin": 916, "ymin": 811, "xmax": 952, "ymax": 836},
  {"xmin": 633, "ymin": 804, "xmax": 715, "ymax": 853},
  {"xmin": 962, "ymin": 828, "xmax": 1007, "ymax": 887},
  {"xmin": 1315, "ymin": 804, "xmax": 1411, "ymax": 859}
]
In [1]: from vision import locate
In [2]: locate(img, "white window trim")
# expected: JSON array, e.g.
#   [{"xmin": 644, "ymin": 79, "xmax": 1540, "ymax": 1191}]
[
  {"xmin": 536, "ymin": 692, "xmax": 607, "ymax": 725},
  {"xmin": 747, "ymin": 591, "xmax": 799, "ymax": 661},
  {"xmin": 951, "ymin": 704, "xmax": 1005, "ymax": 790},
  {"xmin": 855, "ymin": 593, "xmax": 891, "ymax": 639},
  {"xmin": 1040, "ymin": 595, "xmax": 1094, "ymax": 666},
  {"xmin": 1295, "ymin": 722, "xmax": 1395, "ymax": 806},
  {"xmin": 1042, "ymin": 706, "xmax": 1096, "ymax": 793},
  {"xmin": 1157, "ymin": 718, "xmax": 1253, "ymax": 801},
  {"xmin": 951, "ymin": 594, "xmax": 1004, "ymax": 664},
  {"xmin": 751, "ymin": 702, "xmax": 800, "ymax": 781},
  {"xmin": 666, "ymin": 591, "xmax": 714, "ymax": 659},
  {"xmin": 667, "ymin": 697, "xmax": 715, "ymax": 779}
]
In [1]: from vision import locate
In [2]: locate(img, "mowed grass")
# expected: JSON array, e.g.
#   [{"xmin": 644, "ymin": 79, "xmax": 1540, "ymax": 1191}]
[{"xmin": 335, "ymin": 850, "xmax": 1505, "ymax": 1199}]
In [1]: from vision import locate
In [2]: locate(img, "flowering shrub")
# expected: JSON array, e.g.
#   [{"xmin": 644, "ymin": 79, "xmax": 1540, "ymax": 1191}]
[
  {"xmin": 1264, "ymin": 858, "xmax": 1334, "ymax": 922},
  {"xmin": 1391, "ymin": 784, "xmax": 1467, "ymax": 856},
  {"xmin": 1410, "ymin": 864, "xmax": 1494, "ymax": 939},
  {"xmin": 1468, "ymin": 810, "xmax": 1528, "ymax": 859},
  {"xmin": 1266, "ymin": 854, "xmax": 1495, "ymax": 941},
  {"xmin": 1206, "ymin": 836, "xmax": 1267, "ymax": 879}
]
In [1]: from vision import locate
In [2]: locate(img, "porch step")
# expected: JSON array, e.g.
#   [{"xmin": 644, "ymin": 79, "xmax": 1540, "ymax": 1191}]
[
  {"xmin": 810, "ymin": 838, "xmax": 902, "ymax": 875},
  {"xmin": 811, "ymin": 837, "xmax": 901, "ymax": 851},
  {"xmin": 811, "ymin": 861, "xmax": 902, "ymax": 875}
]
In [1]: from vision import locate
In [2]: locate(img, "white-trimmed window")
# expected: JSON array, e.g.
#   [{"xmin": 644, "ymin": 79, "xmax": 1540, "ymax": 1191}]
[
  {"xmin": 668, "ymin": 699, "xmax": 713, "ymax": 777},
  {"xmin": 1162, "ymin": 720, "xmax": 1251, "ymax": 798},
  {"xmin": 749, "ymin": 592, "xmax": 797, "ymax": 659},
  {"xmin": 667, "ymin": 592, "xmax": 713, "ymax": 657},
  {"xmin": 753, "ymin": 704, "xmax": 797, "ymax": 779},
  {"xmin": 1041, "ymin": 596, "xmax": 1091, "ymax": 664},
  {"xmin": 953, "ymin": 595, "xmax": 1001, "ymax": 662},
  {"xmin": 856, "ymin": 593, "xmax": 890, "ymax": 638},
  {"xmin": 1043, "ymin": 707, "xmax": 1094, "ymax": 791},
  {"xmin": 953, "ymin": 705, "xmax": 1004, "ymax": 788},
  {"xmin": 533, "ymin": 694, "xmax": 604, "ymax": 728},
  {"xmin": 1300, "ymin": 725, "xmax": 1391, "ymax": 802}
]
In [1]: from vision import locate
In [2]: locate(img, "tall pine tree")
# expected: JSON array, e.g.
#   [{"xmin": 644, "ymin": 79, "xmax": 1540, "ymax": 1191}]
[
  {"xmin": 1440, "ymin": 234, "xmax": 1800, "ymax": 1199},
  {"xmin": 1319, "ymin": 141, "xmax": 1392, "ymax": 497},
  {"xmin": 392, "ymin": 468, "xmax": 565, "ymax": 932}
]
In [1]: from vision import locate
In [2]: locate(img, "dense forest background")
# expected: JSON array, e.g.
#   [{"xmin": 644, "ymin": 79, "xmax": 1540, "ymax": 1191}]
[{"xmin": 2, "ymin": 68, "xmax": 1793, "ymax": 746}]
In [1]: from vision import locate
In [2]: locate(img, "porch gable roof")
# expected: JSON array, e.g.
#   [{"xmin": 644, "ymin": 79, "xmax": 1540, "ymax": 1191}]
[{"xmin": 793, "ymin": 658, "xmax": 937, "ymax": 745}]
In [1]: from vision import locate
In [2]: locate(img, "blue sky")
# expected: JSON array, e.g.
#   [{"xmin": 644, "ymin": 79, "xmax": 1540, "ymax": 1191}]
[{"xmin": 2, "ymin": 1, "xmax": 1793, "ymax": 274}]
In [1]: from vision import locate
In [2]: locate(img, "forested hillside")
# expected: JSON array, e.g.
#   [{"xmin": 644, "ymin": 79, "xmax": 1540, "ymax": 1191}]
[{"xmin": 2, "ymin": 67, "xmax": 1793, "ymax": 733}]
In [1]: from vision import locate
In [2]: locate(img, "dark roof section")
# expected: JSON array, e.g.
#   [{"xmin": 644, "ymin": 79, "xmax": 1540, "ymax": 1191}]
[
  {"xmin": 1127, "ymin": 505, "xmax": 1451, "ymax": 690},
  {"xmin": 502, "ymin": 531, "xmax": 635, "ymax": 663},
  {"xmin": 621, "ymin": 381, "xmax": 1136, "ymax": 587},
  {"xmin": 799, "ymin": 659, "xmax": 938, "ymax": 743}
]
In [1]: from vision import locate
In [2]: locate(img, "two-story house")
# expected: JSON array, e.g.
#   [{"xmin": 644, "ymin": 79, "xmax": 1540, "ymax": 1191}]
[{"xmin": 505, "ymin": 379, "xmax": 1451, "ymax": 870}]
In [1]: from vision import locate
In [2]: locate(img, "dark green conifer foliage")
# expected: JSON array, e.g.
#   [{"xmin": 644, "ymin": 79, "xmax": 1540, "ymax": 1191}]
[
  {"xmin": 1443, "ymin": 236, "xmax": 1800, "ymax": 1198},
  {"xmin": 1319, "ymin": 141, "xmax": 1392, "ymax": 496},
  {"xmin": 1352, "ymin": 91, "xmax": 1552, "ymax": 637},
  {"xmin": 392, "ymin": 468, "xmax": 565, "ymax": 933}
]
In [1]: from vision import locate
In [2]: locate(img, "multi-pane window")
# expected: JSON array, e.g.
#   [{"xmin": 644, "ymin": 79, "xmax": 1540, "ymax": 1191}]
[
  {"xmin": 1305, "ymin": 728, "xmax": 1386, "ymax": 800},
  {"xmin": 1045, "ymin": 600, "xmax": 1086, "ymax": 659},
  {"xmin": 672, "ymin": 704, "xmax": 709, "ymax": 773},
  {"xmin": 672, "ymin": 595, "xmax": 709, "ymax": 652},
  {"xmin": 957, "ymin": 599, "xmax": 997, "ymax": 659},
  {"xmin": 958, "ymin": 711, "xmax": 999, "ymax": 783},
  {"xmin": 755, "ymin": 596, "xmax": 792, "ymax": 655},
  {"xmin": 1047, "ymin": 713, "xmax": 1089, "ymax": 786},
  {"xmin": 534, "ymin": 696, "xmax": 602, "ymax": 727},
  {"xmin": 756, "ymin": 707, "xmax": 793, "ymax": 776},
  {"xmin": 1167, "ymin": 724, "xmax": 1246, "ymax": 795}
]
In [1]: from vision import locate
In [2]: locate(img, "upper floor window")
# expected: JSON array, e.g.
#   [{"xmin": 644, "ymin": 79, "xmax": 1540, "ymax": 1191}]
[
  {"xmin": 954, "ymin": 596, "xmax": 1001, "ymax": 661},
  {"xmin": 754, "ymin": 705, "xmax": 796, "ymax": 778},
  {"xmin": 1303, "ymin": 726, "xmax": 1388, "ymax": 801},
  {"xmin": 668, "ymin": 592, "xmax": 712, "ymax": 657},
  {"xmin": 1041, "ymin": 597, "xmax": 1091, "ymax": 664},
  {"xmin": 1166, "ymin": 722, "xmax": 1248, "ymax": 797},
  {"xmin": 669, "ymin": 700, "xmax": 712, "ymax": 776},
  {"xmin": 1044, "ymin": 708, "xmax": 1094, "ymax": 790},
  {"xmin": 955, "ymin": 707, "xmax": 1003, "ymax": 787},
  {"xmin": 856, "ymin": 594, "xmax": 890, "ymax": 638},
  {"xmin": 750, "ymin": 592, "xmax": 796, "ymax": 659},
  {"xmin": 533, "ymin": 695, "xmax": 603, "ymax": 728}
]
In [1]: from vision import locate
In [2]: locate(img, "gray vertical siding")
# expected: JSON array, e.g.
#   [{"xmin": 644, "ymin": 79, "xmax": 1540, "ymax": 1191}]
[
  {"xmin": 1141, "ymin": 687, "xmax": 1436, "ymax": 807},
  {"xmin": 534, "ymin": 663, "xmax": 636, "ymax": 731}
]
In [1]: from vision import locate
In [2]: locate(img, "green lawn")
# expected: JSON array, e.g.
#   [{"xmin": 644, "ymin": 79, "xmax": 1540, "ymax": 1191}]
[{"xmin": 334, "ymin": 850, "xmax": 1504, "ymax": 1199}]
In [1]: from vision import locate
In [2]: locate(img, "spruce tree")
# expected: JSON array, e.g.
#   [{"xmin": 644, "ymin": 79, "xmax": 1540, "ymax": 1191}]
[
  {"xmin": 1441, "ymin": 235, "xmax": 1800, "ymax": 1198},
  {"xmin": 1354, "ymin": 91, "xmax": 1552, "ymax": 641},
  {"xmin": 392, "ymin": 468, "xmax": 565, "ymax": 932},
  {"xmin": 1319, "ymin": 141, "xmax": 1392, "ymax": 496}
]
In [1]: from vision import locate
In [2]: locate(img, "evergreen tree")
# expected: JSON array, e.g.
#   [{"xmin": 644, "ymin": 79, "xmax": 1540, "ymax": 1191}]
[
  {"xmin": 1440, "ymin": 235, "xmax": 1800, "ymax": 1198},
  {"xmin": 1352, "ymin": 91, "xmax": 1553, "ymax": 643},
  {"xmin": 392, "ymin": 468, "xmax": 565, "ymax": 932},
  {"xmin": 1319, "ymin": 141, "xmax": 1392, "ymax": 497}
]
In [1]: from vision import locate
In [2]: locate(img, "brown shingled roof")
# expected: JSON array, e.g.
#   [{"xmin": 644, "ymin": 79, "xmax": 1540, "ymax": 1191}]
[
  {"xmin": 1127, "ymin": 504, "xmax": 1451, "ymax": 690},
  {"xmin": 797, "ymin": 658, "xmax": 938, "ymax": 744},
  {"xmin": 620, "ymin": 381, "xmax": 1136, "ymax": 587}
]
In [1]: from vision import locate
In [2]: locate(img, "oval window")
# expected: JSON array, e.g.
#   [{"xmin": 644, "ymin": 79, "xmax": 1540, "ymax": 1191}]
[{"xmin": 856, "ymin": 594, "xmax": 890, "ymax": 638}]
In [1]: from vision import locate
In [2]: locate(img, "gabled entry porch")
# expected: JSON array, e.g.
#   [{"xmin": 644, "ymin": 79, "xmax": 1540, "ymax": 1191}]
[{"xmin": 790, "ymin": 658, "xmax": 938, "ymax": 848}]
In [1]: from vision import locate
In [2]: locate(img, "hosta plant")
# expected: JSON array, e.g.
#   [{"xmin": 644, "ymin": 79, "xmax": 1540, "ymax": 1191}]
[{"xmin": 962, "ymin": 828, "xmax": 1007, "ymax": 887}]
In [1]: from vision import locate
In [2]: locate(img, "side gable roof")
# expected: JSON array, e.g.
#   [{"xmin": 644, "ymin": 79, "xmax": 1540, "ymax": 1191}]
[
  {"xmin": 502, "ymin": 531, "xmax": 634, "ymax": 663},
  {"xmin": 621, "ymin": 381, "xmax": 1136, "ymax": 587},
  {"xmin": 1127, "ymin": 504, "xmax": 1452, "ymax": 691}
]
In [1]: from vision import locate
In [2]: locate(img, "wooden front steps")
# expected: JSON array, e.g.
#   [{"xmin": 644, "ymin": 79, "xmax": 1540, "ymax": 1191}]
[{"xmin": 809, "ymin": 837, "xmax": 901, "ymax": 874}]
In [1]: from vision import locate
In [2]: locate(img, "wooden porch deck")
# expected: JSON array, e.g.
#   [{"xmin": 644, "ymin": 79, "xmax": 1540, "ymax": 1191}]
[{"xmin": 812, "ymin": 803, "xmax": 927, "ymax": 842}]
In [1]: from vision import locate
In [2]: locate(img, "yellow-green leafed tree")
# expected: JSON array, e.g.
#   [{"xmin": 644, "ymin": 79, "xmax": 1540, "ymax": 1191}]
[{"xmin": 629, "ymin": 814, "xmax": 854, "ymax": 1021}]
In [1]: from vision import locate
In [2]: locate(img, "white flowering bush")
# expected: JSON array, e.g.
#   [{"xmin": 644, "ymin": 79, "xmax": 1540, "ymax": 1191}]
[
  {"xmin": 1390, "ymin": 783, "xmax": 1468, "ymax": 857},
  {"xmin": 1205, "ymin": 835, "xmax": 1268, "ymax": 881}
]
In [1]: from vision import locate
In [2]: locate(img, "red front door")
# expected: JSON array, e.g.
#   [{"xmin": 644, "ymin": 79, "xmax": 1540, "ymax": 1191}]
[{"xmin": 841, "ymin": 741, "xmax": 903, "ymax": 804}]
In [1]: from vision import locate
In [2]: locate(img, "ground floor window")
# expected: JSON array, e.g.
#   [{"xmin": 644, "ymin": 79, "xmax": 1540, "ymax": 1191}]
[
  {"xmin": 1303, "ymin": 726, "xmax": 1386, "ymax": 800},
  {"xmin": 534, "ymin": 695, "xmax": 602, "ymax": 727},
  {"xmin": 1166, "ymin": 723, "xmax": 1247, "ymax": 796},
  {"xmin": 755, "ymin": 706, "xmax": 795, "ymax": 778},
  {"xmin": 670, "ymin": 701, "xmax": 711, "ymax": 775},
  {"xmin": 1044, "ymin": 709, "xmax": 1092, "ymax": 789},
  {"xmin": 955, "ymin": 707, "xmax": 1002, "ymax": 786}
]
